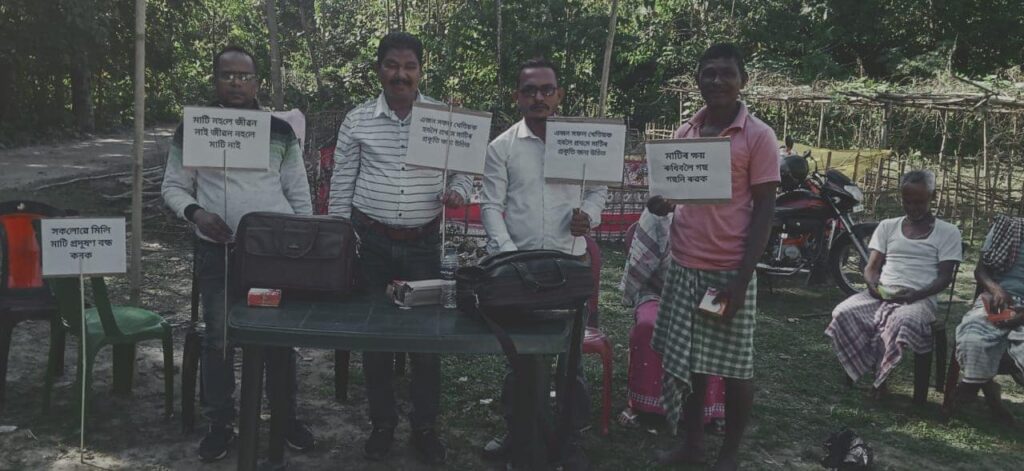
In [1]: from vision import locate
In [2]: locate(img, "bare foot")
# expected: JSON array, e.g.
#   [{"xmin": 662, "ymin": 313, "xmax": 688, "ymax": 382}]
[
  {"xmin": 712, "ymin": 453, "xmax": 739, "ymax": 471},
  {"xmin": 982, "ymin": 382, "xmax": 1017, "ymax": 426},
  {"xmin": 654, "ymin": 444, "xmax": 706, "ymax": 466}
]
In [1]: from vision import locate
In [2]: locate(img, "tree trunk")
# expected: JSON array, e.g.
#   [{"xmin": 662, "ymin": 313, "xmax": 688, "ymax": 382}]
[
  {"xmin": 70, "ymin": 51, "xmax": 95, "ymax": 133},
  {"xmin": 598, "ymin": 0, "xmax": 619, "ymax": 117},
  {"xmin": 297, "ymin": 0, "xmax": 326, "ymax": 102},
  {"xmin": 264, "ymin": 0, "xmax": 284, "ymax": 110}
]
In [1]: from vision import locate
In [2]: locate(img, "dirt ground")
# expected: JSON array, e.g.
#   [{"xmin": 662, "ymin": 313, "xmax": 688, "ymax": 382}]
[{"xmin": 0, "ymin": 127, "xmax": 174, "ymax": 190}]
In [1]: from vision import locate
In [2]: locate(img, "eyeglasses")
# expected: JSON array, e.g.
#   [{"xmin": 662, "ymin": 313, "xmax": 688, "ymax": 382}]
[
  {"xmin": 519, "ymin": 85, "xmax": 559, "ymax": 97},
  {"xmin": 217, "ymin": 72, "xmax": 257, "ymax": 83}
]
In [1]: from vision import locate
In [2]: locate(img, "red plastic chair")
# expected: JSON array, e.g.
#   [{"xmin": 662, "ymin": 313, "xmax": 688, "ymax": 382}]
[
  {"xmin": 0, "ymin": 200, "xmax": 68, "ymax": 410},
  {"xmin": 582, "ymin": 236, "xmax": 612, "ymax": 435}
]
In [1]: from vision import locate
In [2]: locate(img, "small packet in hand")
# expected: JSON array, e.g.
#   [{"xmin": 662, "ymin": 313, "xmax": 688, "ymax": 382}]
[
  {"xmin": 982, "ymin": 295, "xmax": 1017, "ymax": 323},
  {"xmin": 699, "ymin": 287, "xmax": 727, "ymax": 317}
]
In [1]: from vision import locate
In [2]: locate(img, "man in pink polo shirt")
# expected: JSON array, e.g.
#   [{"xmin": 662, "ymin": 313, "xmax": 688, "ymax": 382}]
[{"xmin": 648, "ymin": 43, "xmax": 780, "ymax": 471}]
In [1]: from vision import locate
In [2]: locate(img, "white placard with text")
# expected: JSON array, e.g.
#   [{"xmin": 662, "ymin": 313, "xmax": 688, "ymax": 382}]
[
  {"xmin": 183, "ymin": 106, "xmax": 271, "ymax": 169},
  {"xmin": 543, "ymin": 117, "xmax": 626, "ymax": 185},
  {"xmin": 405, "ymin": 103, "xmax": 492, "ymax": 175},
  {"xmin": 646, "ymin": 138, "xmax": 732, "ymax": 204},
  {"xmin": 41, "ymin": 218, "xmax": 127, "ymax": 277}
]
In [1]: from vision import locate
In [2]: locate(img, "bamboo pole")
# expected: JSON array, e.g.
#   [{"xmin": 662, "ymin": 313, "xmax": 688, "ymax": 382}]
[
  {"xmin": 597, "ymin": 0, "xmax": 620, "ymax": 117},
  {"xmin": 129, "ymin": 0, "xmax": 146, "ymax": 305},
  {"xmin": 496, "ymin": 0, "xmax": 503, "ymax": 102},
  {"xmin": 265, "ymin": 0, "xmax": 284, "ymax": 110}
]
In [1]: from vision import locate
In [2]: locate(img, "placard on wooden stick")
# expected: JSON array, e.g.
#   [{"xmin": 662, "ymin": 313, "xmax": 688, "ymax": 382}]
[
  {"xmin": 41, "ymin": 218, "xmax": 127, "ymax": 277},
  {"xmin": 405, "ymin": 103, "xmax": 492, "ymax": 175},
  {"xmin": 543, "ymin": 117, "xmax": 626, "ymax": 185},
  {"xmin": 183, "ymin": 106, "xmax": 271, "ymax": 169},
  {"xmin": 646, "ymin": 137, "xmax": 732, "ymax": 204}
]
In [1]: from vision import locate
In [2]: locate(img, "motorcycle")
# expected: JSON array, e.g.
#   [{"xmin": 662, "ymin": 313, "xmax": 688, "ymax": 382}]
[{"xmin": 757, "ymin": 151, "xmax": 877, "ymax": 295}]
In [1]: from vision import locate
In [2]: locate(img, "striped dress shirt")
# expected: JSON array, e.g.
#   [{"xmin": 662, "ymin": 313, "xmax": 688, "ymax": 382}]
[{"xmin": 328, "ymin": 93, "xmax": 473, "ymax": 228}]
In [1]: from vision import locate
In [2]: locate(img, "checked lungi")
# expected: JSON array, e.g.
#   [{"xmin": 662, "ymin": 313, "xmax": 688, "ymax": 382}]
[
  {"xmin": 651, "ymin": 263, "xmax": 757, "ymax": 432},
  {"xmin": 825, "ymin": 291, "xmax": 936, "ymax": 388},
  {"xmin": 955, "ymin": 298, "xmax": 1024, "ymax": 383}
]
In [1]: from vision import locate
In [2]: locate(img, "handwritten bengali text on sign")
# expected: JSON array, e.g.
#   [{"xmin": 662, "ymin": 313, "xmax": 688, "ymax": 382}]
[
  {"xmin": 543, "ymin": 117, "xmax": 626, "ymax": 185},
  {"xmin": 646, "ymin": 137, "xmax": 732, "ymax": 204},
  {"xmin": 405, "ymin": 103, "xmax": 492, "ymax": 175},
  {"xmin": 41, "ymin": 218, "xmax": 127, "ymax": 277},
  {"xmin": 183, "ymin": 106, "xmax": 271, "ymax": 169}
]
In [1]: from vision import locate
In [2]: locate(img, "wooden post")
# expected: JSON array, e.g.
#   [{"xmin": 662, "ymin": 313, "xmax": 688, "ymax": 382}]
[
  {"xmin": 825, "ymin": 150, "xmax": 832, "ymax": 170},
  {"xmin": 597, "ymin": 0, "xmax": 620, "ymax": 117},
  {"xmin": 129, "ymin": 0, "xmax": 146, "ymax": 305},
  {"xmin": 936, "ymin": 111, "xmax": 948, "ymax": 210},
  {"xmin": 879, "ymin": 106, "xmax": 890, "ymax": 149},
  {"xmin": 816, "ymin": 103, "xmax": 826, "ymax": 148},
  {"xmin": 782, "ymin": 100, "xmax": 789, "ymax": 140},
  {"xmin": 971, "ymin": 163, "xmax": 980, "ymax": 241},
  {"xmin": 852, "ymin": 152, "xmax": 861, "ymax": 184},
  {"xmin": 938, "ymin": 166, "xmax": 948, "ymax": 218},
  {"xmin": 955, "ymin": 152, "xmax": 963, "ymax": 226},
  {"xmin": 978, "ymin": 115, "xmax": 987, "ymax": 194},
  {"xmin": 872, "ymin": 155, "xmax": 885, "ymax": 213}
]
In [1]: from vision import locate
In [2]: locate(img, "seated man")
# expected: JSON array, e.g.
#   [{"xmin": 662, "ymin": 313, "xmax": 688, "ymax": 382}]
[
  {"xmin": 826, "ymin": 170, "xmax": 962, "ymax": 396},
  {"xmin": 952, "ymin": 214, "xmax": 1024, "ymax": 422}
]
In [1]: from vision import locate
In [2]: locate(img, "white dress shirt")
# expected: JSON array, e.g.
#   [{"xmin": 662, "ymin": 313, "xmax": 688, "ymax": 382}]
[
  {"xmin": 482, "ymin": 119, "xmax": 608, "ymax": 256},
  {"xmin": 328, "ymin": 93, "xmax": 473, "ymax": 228}
]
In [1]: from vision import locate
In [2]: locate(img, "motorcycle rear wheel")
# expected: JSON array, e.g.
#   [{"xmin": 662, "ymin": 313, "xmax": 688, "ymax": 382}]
[{"xmin": 829, "ymin": 233, "xmax": 871, "ymax": 296}]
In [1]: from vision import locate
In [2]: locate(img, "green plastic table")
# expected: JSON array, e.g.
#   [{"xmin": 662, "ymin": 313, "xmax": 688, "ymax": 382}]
[{"xmin": 230, "ymin": 293, "xmax": 583, "ymax": 470}]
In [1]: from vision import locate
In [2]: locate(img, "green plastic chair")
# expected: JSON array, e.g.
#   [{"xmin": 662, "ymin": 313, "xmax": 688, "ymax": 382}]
[{"xmin": 45, "ymin": 276, "xmax": 173, "ymax": 420}]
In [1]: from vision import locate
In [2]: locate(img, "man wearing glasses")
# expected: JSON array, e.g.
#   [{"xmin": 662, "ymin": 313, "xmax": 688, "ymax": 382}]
[
  {"xmin": 481, "ymin": 57, "xmax": 607, "ymax": 470},
  {"xmin": 162, "ymin": 46, "xmax": 316, "ymax": 462},
  {"xmin": 328, "ymin": 32, "xmax": 470, "ymax": 465}
]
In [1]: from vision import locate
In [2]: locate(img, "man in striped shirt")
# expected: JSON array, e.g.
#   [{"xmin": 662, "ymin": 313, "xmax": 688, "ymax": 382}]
[{"xmin": 328, "ymin": 32, "xmax": 471, "ymax": 465}]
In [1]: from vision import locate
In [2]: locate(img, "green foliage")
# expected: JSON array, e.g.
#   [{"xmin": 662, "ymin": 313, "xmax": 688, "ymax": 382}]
[{"xmin": 1, "ymin": 0, "xmax": 1022, "ymax": 146}]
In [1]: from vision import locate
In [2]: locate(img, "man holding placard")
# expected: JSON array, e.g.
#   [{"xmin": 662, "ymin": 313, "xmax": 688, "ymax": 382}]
[
  {"xmin": 328, "ymin": 32, "xmax": 470, "ymax": 465},
  {"xmin": 647, "ymin": 44, "xmax": 779, "ymax": 471},
  {"xmin": 481, "ymin": 57, "xmax": 607, "ymax": 471},
  {"xmin": 162, "ymin": 46, "xmax": 315, "ymax": 462}
]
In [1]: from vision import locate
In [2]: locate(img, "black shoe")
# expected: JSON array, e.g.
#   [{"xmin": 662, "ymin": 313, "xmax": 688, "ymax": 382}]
[
  {"xmin": 198, "ymin": 425, "xmax": 236, "ymax": 462},
  {"xmin": 363, "ymin": 426, "xmax": 395, "ymax": 461},
  {"xmin": 411, "ymin": 428, "xmax": 447, "ymax": 465},
  {"xmin": 481, "ymin": 434, "xmax": 508, "ymax": 461},
  {"xmin": 285, "ymin": 420, "xmax": 316, "ymax": 452}
]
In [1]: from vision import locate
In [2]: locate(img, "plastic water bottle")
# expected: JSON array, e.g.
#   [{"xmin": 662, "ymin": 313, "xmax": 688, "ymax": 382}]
[{"xmin": 440, "ymin": 248, "xmax": 459, "ymax": 309}]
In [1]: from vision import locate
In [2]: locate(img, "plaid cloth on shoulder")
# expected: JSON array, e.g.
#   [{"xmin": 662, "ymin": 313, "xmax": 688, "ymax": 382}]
[
  {"xmin": 651, "ymin": 262, "xmax": 757, "ymax": 433},
  {"xmin": 981, "ymin": 215, "xmax": 1024, "ymax": 274}
]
